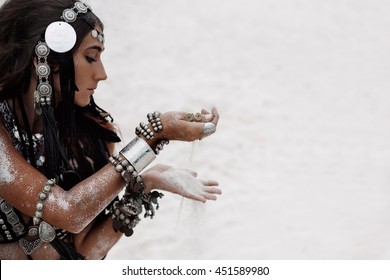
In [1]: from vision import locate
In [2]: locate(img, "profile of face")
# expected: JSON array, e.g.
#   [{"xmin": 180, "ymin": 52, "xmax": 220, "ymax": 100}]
[
  {"xmin": 73, "ymin": 27, "xmax": 107, "ymax": 107},
  {"xmin": 51, "ymin": 26, "xmax": 107, "ymax": 107}
]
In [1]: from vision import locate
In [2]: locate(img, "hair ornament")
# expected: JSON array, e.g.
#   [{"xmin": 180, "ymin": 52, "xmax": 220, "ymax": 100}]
[
  {"xmin": 45, "ymin": 2, "xmax": 90, "ymax": 53},
  {"xmin": 34, "ymin": 41, "xmax": 52, "ymax": 114}
]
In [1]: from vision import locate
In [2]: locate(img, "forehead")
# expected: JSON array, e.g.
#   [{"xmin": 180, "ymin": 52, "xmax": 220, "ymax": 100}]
[{"xmin": 77, "ymin": 28, "xmax": 105, "ymax": 52}]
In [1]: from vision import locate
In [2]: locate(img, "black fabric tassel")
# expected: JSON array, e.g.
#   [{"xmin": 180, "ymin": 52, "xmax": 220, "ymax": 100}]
[
  {"xmin": 42, "ymin": 105, "xmax": 64, "ymax": 178},
  {"xmin": 59, "ymin": 51, "xmax": 76, "ymax": 140}
]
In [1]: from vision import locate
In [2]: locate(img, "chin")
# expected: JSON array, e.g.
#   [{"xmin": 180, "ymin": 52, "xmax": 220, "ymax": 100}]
[{"xmin": 74, "ymin": 95, "xmax": 92, "ymax": 107}]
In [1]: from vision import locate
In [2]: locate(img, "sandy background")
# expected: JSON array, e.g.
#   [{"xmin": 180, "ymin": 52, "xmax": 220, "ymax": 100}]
[
  {"xmin": 87, "ymin": 0, "xmax": 390, "ymax": 260},
  {"xmin": 2, "ymin": 0, "xmax": 390, "ymax": 259}
]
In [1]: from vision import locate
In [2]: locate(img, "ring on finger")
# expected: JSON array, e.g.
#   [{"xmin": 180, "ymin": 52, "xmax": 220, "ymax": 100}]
[
  {"xmin": 201, "ymin": 122, "xmax": 216, "ymax": 139},
  {"xmin": 186, "ymin": 112, "xmax": 203, "ymax": 122}
]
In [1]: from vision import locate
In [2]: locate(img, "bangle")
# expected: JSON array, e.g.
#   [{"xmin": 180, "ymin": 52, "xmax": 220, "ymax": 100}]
[{"xmin": 119, "ymin": 136, "xmax": 156, "ymax": 173}]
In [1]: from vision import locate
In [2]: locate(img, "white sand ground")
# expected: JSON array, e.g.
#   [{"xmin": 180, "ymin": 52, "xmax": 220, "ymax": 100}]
[
  {"xmin": 89, "ymin": 0, "xmax": 390, "ymax": 259},
  {"xmin": 3, "ymin": 0, "xmax": 390, "ymax": 259}
]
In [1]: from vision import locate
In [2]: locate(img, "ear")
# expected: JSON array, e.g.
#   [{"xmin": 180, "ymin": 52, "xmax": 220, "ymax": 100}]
[{"xmin": 33, "ymin": 56, "xmax": 38, "ymax": 68}]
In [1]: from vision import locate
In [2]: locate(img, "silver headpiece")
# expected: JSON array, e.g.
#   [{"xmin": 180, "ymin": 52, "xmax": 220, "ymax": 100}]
[{"xmin": 34, "ymin": 2, "xmax": 104, "ymax": 113}]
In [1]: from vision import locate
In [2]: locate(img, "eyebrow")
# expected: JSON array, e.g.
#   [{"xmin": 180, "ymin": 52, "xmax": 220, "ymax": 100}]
[{"xmin": 86, "ymin": 46, "xmax": 104, "ymax": 52}]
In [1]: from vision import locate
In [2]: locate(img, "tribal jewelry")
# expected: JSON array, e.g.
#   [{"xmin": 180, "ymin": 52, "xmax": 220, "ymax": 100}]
[
  {"xmin": 109, "ymin": 154, "xmax": 137, "ymax": 184},
  {"xmin": 34, "ymin": 42, "xmax": 52, "ymax": 115},
  {"xmin": 201, "ymin": 122, "xmax": 217, "ymax": 139},
  {"xmin": 147, "ymin": 111, "xmax": 163, "ymax": 132},
  {"xmin": 135, "ymin": 122, "xmax": 154, "ymax": 140},
  {"xmin": 45, "ymin": 2, "xmax": 90, "ymax": 53},
  {"xmin": 186, "ymin": 112, "xmax": 203, "ymax": 122},
  {"xmin": 33, "ymin": 179, "xmax": 56, "ymax": 243},
  {"xmin": 19, "ymin": 179, "xmax": 56, "ymax": 255},
  {"xmin": 109, "ymin": 154, "xmax": 163, "ymax": 237},
  {"xmin": 120, "ymin": 136, "xmax": 156, "ymax": 173},
  {"xmin": 44, "ymin": 1, "xmax": 103, "ymax": 53},
  {"xmin": 154, "ymin": 139, "xmax": 169, "ymax": 155}
]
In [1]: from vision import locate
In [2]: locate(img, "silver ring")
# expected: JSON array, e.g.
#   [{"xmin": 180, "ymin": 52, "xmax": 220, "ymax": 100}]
[{"xmin": 202, "ymin": 122, "xmax": 216, "ymax": 138}]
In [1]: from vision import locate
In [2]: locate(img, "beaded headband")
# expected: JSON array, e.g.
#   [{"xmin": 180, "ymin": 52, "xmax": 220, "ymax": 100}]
[{"xmin": 34, "ymin": 1, "xmax": 103, "ymax": 114}]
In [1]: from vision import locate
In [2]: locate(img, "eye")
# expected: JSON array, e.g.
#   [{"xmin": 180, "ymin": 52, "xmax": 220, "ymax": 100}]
[{"xmin": 85, "ymin": 56, "xmax": 96, "ymax": 63}]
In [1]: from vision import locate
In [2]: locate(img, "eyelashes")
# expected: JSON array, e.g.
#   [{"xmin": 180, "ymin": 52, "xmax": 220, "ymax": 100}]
[{"xmin": 85, "ymin": 56, "xmax": 96, "ymax": 63}]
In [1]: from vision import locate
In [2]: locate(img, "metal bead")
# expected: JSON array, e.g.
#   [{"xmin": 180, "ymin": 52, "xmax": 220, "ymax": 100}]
[
  {"xmin": 43, "ymin": 184, "xmax": 51, "ymax": 193},
  {"xmin": 33, "ymin": 217, "xmax": 40, "ymax": 225},
  {"xmin": 115, "ymin": 164, "xmax": 124, "ymax": 172},
  {"xmin": 34, "ymin": 211, "xmax": 42, "ymax": 218},
  {"xmin": 36, "ymin": 202, "xmax": 44, "ymax": 211}
]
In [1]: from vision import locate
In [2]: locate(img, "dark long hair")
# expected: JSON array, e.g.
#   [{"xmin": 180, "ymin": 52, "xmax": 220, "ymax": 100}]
[{"xmin": 0, "ymin": 0, "xmax": 120, "ymax": 182}]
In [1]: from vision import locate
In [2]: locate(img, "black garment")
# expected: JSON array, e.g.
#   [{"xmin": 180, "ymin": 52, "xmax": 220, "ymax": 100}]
[{"xmin": 0, "ymin": 100, "xmax": 120, "ymax": 259}]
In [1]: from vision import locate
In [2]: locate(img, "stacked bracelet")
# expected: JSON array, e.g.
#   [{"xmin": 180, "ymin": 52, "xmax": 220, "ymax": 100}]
[
  {"xmin": 109, "ymin": 155, "xmax": 137, "ymax": 183},
  {"xmin": 109, "ymin": 149, "xmax": 163, "ymax": 236},
  {"xmin": 154, "ymin": 139, "xmax": 169, "ymax": 155},
  {"xmin": 136, "ymin": 111, "xmax": 169, "ymax": 155},
  {"xmin": 147, "ymin": 111, "xmax": 163, "ymax": 132},
  {"xmin": 135, "ymin": 122, "xmax": 154, "ymax": 140}
]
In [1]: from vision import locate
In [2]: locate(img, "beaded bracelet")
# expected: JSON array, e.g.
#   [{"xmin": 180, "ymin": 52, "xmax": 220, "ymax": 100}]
[
  {"xmin": 135, "ymin": 111, "xmax": 170, "ymax": 155},
  {"xmin": 147, "ymin": 111, "xmax": 163, "ymax": 132},
  {"xmin": 154, "ymin": 139, "xmax": 169, "ymax": 155},
  {"xmin": 135, "ymin": 122, "xmax": 154, "ymax": 140}
]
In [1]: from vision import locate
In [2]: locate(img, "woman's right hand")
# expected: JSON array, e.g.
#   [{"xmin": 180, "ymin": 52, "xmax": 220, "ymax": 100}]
[{"xmin": 157, "ymin": 107, "xmax": 219, "ymax": 142}]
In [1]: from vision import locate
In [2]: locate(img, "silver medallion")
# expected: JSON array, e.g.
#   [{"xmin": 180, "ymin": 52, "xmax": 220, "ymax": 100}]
[
  {"xmin": 75, "ymin": 2, "xmax": 88, "ymax": 13},
  {"xmin": 36, "ymin": 63, "xmax": 50, "ymax": 77},
  {"xmin": 35, "ymin": 42, "xmax": 50, "ymax": 57},
  {"xmin": 37, "ymin": 82, "xmax": 52, "ymax": 96},
  {"xmin": 38, "ymin": 221, "xmax": 56, "ymax": 242},
  {"xmin": 45, "ymin": 21, "xmax": 76, "ymax": 53},
  {"xmin": 62, "ymin": 8, "xmax": 77, "ymax": 22}
]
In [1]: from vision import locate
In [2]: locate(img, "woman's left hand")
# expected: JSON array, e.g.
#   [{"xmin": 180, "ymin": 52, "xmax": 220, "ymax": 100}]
[{"xmin": 142, "ymin": 164, "xmax": 221, "ymax": 203}]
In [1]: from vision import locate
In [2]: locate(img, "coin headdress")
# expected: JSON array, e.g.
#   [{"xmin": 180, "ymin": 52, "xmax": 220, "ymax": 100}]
[{"xmin": 34, "ymin": 1, "xmax": 105, "ymax": 178}]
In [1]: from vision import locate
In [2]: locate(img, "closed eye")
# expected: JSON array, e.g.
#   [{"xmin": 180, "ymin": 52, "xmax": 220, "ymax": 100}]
[{"xmin": 85, "ymin": 56, "xmax": 96, "ymax": 63}]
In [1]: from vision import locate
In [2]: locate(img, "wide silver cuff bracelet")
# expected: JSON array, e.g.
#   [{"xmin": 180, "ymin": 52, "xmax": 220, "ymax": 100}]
[{"xmin": 120, "ymin": 136, "xmax": 156, "ymax": 173}]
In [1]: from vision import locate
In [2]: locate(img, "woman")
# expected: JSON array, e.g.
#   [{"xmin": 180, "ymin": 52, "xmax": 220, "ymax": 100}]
[{"xmin": 0, "ymin": 0, "xmax": 220, "ymax": 259}]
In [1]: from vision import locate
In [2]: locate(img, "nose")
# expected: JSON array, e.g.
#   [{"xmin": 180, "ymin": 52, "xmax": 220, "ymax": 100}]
[{"xmin": 95, "ymin": 60, "xmax": 107, "ymax": 81}]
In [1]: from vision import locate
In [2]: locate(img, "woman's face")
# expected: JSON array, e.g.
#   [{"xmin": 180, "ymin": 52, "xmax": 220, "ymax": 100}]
[{"xmin": 72, "ymin": 27, "xmax": 107, "ymax": 107}]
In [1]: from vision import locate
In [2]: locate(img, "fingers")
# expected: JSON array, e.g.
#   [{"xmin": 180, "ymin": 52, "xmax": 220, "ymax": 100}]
[
  {"xmin": 210, "ymin": 107, "xmax": 219, "ymax": 125},
  {"xmin": 187, "ymin": 193, "xmax": 207, "ymax": 203},
  {"xmin": 202, "ymin": 193, "xmax": 218, "ymax": 201},
  {"xmin": 203, "ymin": 186, "xmax": 222, "ymax": 195},
  {"xmin": 201, "ymin": 179, "xmax": 219, "ymax": 186}
]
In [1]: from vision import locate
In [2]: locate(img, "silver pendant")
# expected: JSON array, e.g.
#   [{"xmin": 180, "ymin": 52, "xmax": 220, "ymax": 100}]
[
  {"xmin": 19, "ymin": 238, "xmax": 41, "ymax": 255},
  {"xmin": 18, "ymin": 225, "xmax": 41, "ymax": 255},
  {"xmin": 39, "ymin": 221, "xmax": 56, "ymax": 243}
]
